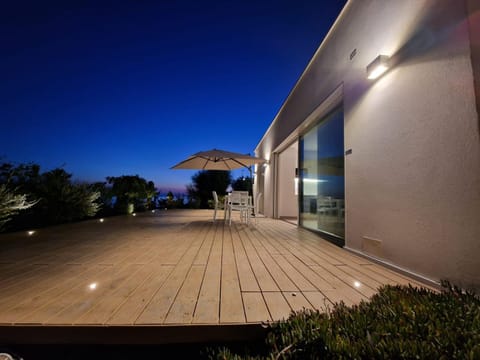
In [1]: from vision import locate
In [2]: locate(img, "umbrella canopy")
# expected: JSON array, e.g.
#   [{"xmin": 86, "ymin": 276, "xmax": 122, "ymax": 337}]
[{"xmin": 171, "ymin": 148, "xmax": 265, "ymax": 170}]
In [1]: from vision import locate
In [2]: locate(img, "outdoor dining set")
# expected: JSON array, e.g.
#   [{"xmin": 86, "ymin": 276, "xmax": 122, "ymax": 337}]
[
  {"xmin": 171, "ymin": 148, "xmax": 267, "ymax": 226},
  {"xmin": 212, "ymin": 190, "xmax": 262, "ymax": 225}
]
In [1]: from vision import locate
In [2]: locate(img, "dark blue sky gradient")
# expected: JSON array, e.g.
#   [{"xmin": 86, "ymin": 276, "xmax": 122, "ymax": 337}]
[{"xmin": 1, "ymin": 1, "xmax": 346, "ymax": 192}]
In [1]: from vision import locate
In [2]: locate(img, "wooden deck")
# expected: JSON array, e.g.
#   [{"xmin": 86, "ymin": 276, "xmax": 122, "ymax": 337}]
[{"xmin": 0, "ymin": 209, "xmax": 432, "ymax": 344}]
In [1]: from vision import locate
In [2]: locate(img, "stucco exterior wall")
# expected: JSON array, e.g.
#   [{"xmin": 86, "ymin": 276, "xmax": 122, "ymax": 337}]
[
  {"xmin": 255, "ymin": 0, "xmax": 480, "ymax": 289},
  {"xmin": 277, "ymin": 144, "xmax": 298, "ymax": 218}
]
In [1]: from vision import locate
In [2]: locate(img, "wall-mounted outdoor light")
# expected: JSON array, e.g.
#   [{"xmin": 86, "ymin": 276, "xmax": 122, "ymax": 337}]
[{"xmin": 366, "ymin": 55, "xmax": 390, "ymax": 80}]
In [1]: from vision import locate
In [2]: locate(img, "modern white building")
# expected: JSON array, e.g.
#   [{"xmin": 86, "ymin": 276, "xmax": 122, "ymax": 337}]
[{"xmin": 254, "ymin": 0, "xmax": 480, "ymax": 290}]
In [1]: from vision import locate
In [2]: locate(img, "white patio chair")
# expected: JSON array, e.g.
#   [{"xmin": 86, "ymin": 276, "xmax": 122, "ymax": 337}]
[
  {"xmin": 317, "ymin": 196, "xmax": 334, "ymax": 215},
  {"xmin": 212, "ymin": 191, "xmax": 224, "ymax": 222},
  {"xmin": 246, "ymin": 192, "xmax": 262, "ymax": 225},
  {"xmin": 227, "ymin": 191, "xmax": 249, "ymax": 225}
]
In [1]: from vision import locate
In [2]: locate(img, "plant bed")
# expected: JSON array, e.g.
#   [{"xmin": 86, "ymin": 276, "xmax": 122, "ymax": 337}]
[{"xmin": 208, "ymin": 283, "xmax": 480, "ymax": 359}]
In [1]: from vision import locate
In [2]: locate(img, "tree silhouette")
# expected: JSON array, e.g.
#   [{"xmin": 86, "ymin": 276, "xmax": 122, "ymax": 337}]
[
  {"xmin": 0, "ymin": 184, "xmax": 38, "ymax": 231},
  {"xmin": 106, "ymin": 175, "xmax": 157, "ymax": 213},
  {"xmin": 0, "ymin": 162, "xmax": 100, "ymax": 229},
  {"xmin": 188, "ymin": 170, "xmax": 232, "ymax": 208}
]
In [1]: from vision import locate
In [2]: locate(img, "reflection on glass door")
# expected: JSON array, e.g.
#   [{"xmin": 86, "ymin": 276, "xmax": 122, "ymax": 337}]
[{"xmin": 299, "ymin": 107, "xmax": 344, "ymax": 240}]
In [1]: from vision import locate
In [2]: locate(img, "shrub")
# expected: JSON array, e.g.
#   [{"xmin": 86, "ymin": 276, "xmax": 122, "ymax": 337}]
[
  {"xmin": 209, "ymin": 283, "xmax": 480, "ymax": 359},
  {"xmin": 0, "ymin": 184, "xmax": 38, "ymax": 231}
]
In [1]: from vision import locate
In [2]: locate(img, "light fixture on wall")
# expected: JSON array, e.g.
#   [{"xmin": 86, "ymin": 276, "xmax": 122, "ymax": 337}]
[{"xmin": 366, "ymin": 55, "xmax": 390, "ymax": 80}]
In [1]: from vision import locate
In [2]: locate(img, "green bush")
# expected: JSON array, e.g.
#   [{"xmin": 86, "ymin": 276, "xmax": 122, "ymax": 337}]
[{"xmin": 209, "ymin": 283, "xmax": 480, "ymax": 359}]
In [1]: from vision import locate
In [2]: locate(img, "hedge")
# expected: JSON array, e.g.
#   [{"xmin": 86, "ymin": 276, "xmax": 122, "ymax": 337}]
[{"xmin": 208, "ymin": 282, "xmax": 480, "ymax": 359}]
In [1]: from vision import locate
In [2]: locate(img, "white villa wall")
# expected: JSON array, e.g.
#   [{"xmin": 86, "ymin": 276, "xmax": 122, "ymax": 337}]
[
  {"xmin": 277, "ymin": 144, "xmax": 298, "ymax": 218},
  {"xmin": 255, "ymin": 0, "xmax": 480, "ymax": 289}
]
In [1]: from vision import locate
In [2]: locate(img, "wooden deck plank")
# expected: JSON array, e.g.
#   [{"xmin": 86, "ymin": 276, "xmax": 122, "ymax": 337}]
[
  {"xmin": 193, "ymin": 221, "xmax": 216, "ymax": 265},
  {"xmin": 164, "ymin": 265, "xmax": 206, "ymax": 324},
  {"xmin": 310, "ymin": 264, "xmax": 376, "ymax": 299},
  {"xmin": 237, "ymin": 225, "xmax": 279, "ymax": 292},
  {"xmin": 283, "ymin": 291, "xmax": 313, "ymax": 313},
  {"xmin": 258, "ymin": 226, "xmax": 375, "ymax": 301},
  {"xmin": 244, "ymin": 226, "xmax": 298, "ymax": 292},
  {"xmin": 135, "ymin": 228, "xmax": 206, "ymax": 324},
  {"xmin": 344, "ymin": 262, "xmax": 399, "ymax": 285},
  {"xmin": 270, "ymin": 254, "xmax": 317, "ymax": 291},
  {"xmin": 366, "ymin": 263, "xmax": 432, "ymax": 288},
  {"xmin": 303, "ymin": 291, "xmax": 332, "ymax": 311},
  {"xmin": 0, "ymin": 264, "xmax": 62, "ymax": 298},
  {"xmin": 74, "ymin": 264, "xmax": 151, "ymax": 324},
  {"xmin": 15, "ymin": 264, "xmax": 115, "ymax": 324},
  {"xmin": 283, "ymin": 254, "xmax": 335, "ymax": 292},
  {"xmin": 0, "ymin": 264, "xmax": 50, "ymax": 291},
  {"xmin": 107, "ymin": 264, "xmax": 174, "ymax": 325},
  {"xmin": 48, "ymin": 263, "xmax": 143, "ymax": 324},
  {"xmin": 263, "ymin": 292, "xmax": 292, "ymax": 321},
  {"xmin": 193, "ymin": 224, "xmax": 223, "ymax": 324},
  {"xmin": 250, "ymin": 227, "xmax": 283, "ymax": 255},
  {"xmin": 300, "ymin": 233, "xmax": 371, "ymax": 265},
  {"xmin": 230, "ymin": 225, "xmax": 260, "ymax": 292},
  {"xmin": 336, "ymin": 264, "xmax": 390, "ymax": 290},
  {"xmin": 220, "ymin": 235, "xmax": 245, "ymax": 324},
  {"xmin": 242, "ymin": 292, "xmax": 271, "ymax": 323},
  {"xmin": 322, "ymin": 289, "xmax": 357, "ymax": 307},
  {"xmin": 0, "ymin": 265, "xmax": 91, "ymax": 323},
  {"xmin": 256, "ymin": 225, "xmax": 320, "ymax": 268}
]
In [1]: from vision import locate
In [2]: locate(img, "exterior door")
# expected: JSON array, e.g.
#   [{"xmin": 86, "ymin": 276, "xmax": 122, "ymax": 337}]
[{"xmin": 299, "ymin": 107, "xmax": 344, "ymax": 241}]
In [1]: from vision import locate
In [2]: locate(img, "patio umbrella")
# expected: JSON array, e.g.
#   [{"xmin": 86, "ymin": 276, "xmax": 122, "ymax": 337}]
[{"xmin": 171, "ymin": 148, "xmax": 265, "ymax": 171}]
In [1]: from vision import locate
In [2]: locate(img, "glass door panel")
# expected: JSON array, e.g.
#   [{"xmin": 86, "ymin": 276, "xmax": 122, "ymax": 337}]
[{"xmin": 299, "ymin": 107, "xmax": 344, "ymax": 239}]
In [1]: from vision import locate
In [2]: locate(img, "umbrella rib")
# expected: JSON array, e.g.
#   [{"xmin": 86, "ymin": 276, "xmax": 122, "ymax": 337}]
[
  {"xmin": 201, "ymin": 157, "xmax": 209, "ymax": 170},
  {"xmin": 231, "ymin": 158, "xmax": 249, "ymax": 168}
]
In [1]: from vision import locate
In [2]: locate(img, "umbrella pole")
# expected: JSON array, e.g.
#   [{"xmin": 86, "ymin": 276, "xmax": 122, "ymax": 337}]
[{"xmin": 248, "ymin": 166, "xmax": 255, "ymax": 216}]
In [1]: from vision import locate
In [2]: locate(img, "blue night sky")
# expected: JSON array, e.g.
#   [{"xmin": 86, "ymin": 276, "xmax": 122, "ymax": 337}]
[{"xmin": 1, "ymin": 1, "xmax": 346, "ymax": 193}]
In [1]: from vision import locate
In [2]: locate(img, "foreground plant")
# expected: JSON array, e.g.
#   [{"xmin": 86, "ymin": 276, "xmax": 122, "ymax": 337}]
[{"xmin": 209, "ymin": 283, "xmax": 480, "ymax": 359}]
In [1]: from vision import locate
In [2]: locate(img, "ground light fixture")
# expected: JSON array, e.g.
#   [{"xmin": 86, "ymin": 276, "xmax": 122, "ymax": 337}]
[
  {"xmin": 27, "ymin": 230, "xmax": 35, "ymax": 236},
  {"xmin": 88, "ymin": 282, "xmax": 97, "ymax": 290},
  {"xmin": 366, "ymin": 55, "xmax": 390, "ymax": 80}
]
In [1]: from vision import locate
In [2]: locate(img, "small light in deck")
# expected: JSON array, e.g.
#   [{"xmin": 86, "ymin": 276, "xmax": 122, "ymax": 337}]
[
  {"xmin": 151, "ymin": 210, "xmax": 155, "ymax": 213},
  {"xmin": 354, "ymin": 281, "xmax": 361, "ymax": 288},
  {"xmin": 99, "ymin": 218, "xmax": 104, "ymax": 223},
  {"xmin": 27, "ymin": 230, "xmax": 35, "ymax": 236},
  {"xmin": 132, "ymin": 213, "xmax": 136, "ymax": 216},
  {"xmin": 89, "ymin": 282, "xmax": 97, "ymax": 290}
]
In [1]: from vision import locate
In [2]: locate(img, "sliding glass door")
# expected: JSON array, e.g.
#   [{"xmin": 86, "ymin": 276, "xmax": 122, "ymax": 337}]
[{"xmin": 299, "ymin": 107, "xmax": 344, "ymax": 240}]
